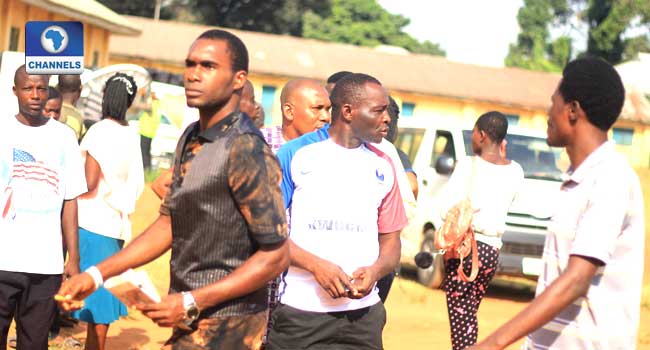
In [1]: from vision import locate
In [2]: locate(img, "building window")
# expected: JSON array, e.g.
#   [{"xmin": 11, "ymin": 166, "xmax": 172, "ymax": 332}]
[
  {"xmin": 92, "ymin": 51, "xmax": 99, "ymax": 68},
  {"xmin": 9, "ymin": 27, "xmax": 20, "ymax": 51},
  {"xmin": 505, "ymin": 114, "xmax": 519, "ymax": 126},
  {"xmin": 613, "ymin": 128, "xmax": 634, "ymax": 145},
  {"xmin": 401, "ymin": 102, "xmax": 415, "ymax": 117},
  {"xmin": 261, "ymin": 85, "xmax": 276, "ymax": 126}
]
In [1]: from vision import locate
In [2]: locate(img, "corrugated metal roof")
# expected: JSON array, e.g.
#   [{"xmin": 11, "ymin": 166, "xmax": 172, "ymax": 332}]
[
  {"xmin": 110, "ymin": 16, "xmax": 560, "ymax": 111},
  {"xmin": 109, "ymin": 16, "xmax": 649, "ymax": 124}
]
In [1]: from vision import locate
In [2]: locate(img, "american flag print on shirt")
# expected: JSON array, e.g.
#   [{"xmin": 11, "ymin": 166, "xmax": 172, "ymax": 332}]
[{"xmin": 1, "ymin": 149, "xmax": 60, "ymax": 220}]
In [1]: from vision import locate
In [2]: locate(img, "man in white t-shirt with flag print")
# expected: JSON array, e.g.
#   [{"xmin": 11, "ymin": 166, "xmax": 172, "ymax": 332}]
[
  {"xmin": 267, "ymin": 73, "xmax": 408, "ymax": 350},
  {"xmin": 0, "ymin": 65, "xmax": 86, "ymax": 350}
]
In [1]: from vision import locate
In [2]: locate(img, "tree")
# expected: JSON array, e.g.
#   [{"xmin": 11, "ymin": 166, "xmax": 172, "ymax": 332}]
[
  {"xmin": 168, "ymin": 0, "xmax": 332, "ymax": 36},
  {"xmin": 100, "ymin": 0, "xmax": 444, "ymax": 56},
  {"xmin": 302, "ymin": 0, "xmax": 445, "ymax": 56},
  {"xmin": 507, "ymin": 0, "xmax": 650, "ymax": 71},
  {"xmin": 586, "ymin": 0, "xmax": 650, "ymax": 63},
  {"xmin": 98, "ymin": 0, "xmax": 174, "ymax": 20},
  {"xmin": 99, "ymin": 0, "xmax": 331, "ymax": 36},
  {"xmin": 505, "ymin": 0, "xmax": 571, "ymax": 72}
]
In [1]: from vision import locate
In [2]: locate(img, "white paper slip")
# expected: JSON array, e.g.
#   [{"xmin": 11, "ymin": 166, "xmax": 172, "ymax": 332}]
[{"xmin": 104, "ymin": 269, "xmax": 162, "ymax": 307}]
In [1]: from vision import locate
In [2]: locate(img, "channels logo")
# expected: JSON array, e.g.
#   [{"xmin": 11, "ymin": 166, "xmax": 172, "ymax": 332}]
[{"xmin": 25, "ymin": 21, "xmax": 84, "ymax": 74}]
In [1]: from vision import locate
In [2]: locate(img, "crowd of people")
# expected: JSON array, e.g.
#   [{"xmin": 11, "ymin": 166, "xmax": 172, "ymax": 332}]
[{"xmin": 0, "ymin": 27, "xmax": 644, "ymax": 350}]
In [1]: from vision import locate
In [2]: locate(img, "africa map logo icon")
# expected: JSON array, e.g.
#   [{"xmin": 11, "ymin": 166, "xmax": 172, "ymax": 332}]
[
  {"xmin": 40, "ymin": 25, "xmax": 68, "ymax": 54},
  {"xmin": 26, "ymin": 21, "xmax": 84, "ymax": 74}
]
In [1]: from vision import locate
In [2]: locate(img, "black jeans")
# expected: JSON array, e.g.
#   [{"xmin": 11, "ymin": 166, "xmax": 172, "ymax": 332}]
[
  {"xmin": 267, "ymin": 302, "xmax": 386, "ymax": 350},
  {"xmin": 0, "ymin": 271, "xmax": 61, "ymax": 350}
]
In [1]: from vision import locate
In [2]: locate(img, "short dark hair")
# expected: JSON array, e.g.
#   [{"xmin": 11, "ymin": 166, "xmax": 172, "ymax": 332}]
[
  {"xmin": 57, "ymin": 74, "xmax": 81, "ymax": 93},
  {"xmin": 476, "ymin": 111, "xmax": 508, "ymax": 143},
  {"xmin": 330, "ymin": 73, "xmax": 382, "ymax": 121},
  {"xmin": 13, "ymin": 64, "xmax": 49, "ymax": 86},
  {"xmin": 327, "ymin": 71, "xmax": 353, "ymax": 84},
  {"xmin": 47, "ymin": 86, "xmax": 62, "ymax": 101},
  {"xmin": 386, "ymin": 96, "xmax": 400, "ymax": 143},
  {"xmin": 558, "ymin": 57, "xmax": 625, "ymax": 131},
  {"xmin": 197, "ymin": 29, "xmax": 249, "ymax": 73},
  {"xmin": 102, "ymin": 73, "xmax": 137, "ymax": 121}
]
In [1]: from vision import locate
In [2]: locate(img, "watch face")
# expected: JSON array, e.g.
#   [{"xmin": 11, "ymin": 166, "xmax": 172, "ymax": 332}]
[{"xmin": 187, "ymin": 305, "xmax": 200, "ymax": 320}]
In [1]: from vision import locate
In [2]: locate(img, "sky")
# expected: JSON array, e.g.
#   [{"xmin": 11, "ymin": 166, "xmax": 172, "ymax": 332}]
[{"xmin": 378, "ymin": 0, "xmax": 524, "ymax": 67}]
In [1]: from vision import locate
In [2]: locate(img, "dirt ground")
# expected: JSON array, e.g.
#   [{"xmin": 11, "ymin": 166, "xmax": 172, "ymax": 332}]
[{"xmin": 9, "ymin": 178, "xmax": 650, "ymax": 349}]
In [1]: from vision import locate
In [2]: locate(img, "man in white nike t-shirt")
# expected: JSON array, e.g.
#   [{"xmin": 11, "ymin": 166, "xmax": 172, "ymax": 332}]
[{"xmin": 267, "ymin": 73, "xmax": 408, "ymax": 350}]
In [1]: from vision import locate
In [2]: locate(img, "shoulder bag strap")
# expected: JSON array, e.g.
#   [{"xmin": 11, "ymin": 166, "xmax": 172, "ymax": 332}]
[{"xmin": 457, "ymin": 227, "xmax": 480, "ymax": 282}]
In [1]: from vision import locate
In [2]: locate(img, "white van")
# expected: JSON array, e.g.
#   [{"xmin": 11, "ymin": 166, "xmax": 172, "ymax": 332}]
[{"xmin": 396, "ymin": 118, "xmax": 563, "ymax": 288}]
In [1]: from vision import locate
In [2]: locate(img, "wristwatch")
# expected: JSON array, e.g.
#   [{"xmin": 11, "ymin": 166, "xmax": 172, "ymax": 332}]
[{"xmin": 181, "ymin": 291, "xmax": 200, "ymax": 325}]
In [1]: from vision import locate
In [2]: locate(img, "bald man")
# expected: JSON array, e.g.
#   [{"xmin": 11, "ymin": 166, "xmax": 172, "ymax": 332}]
[
  {"xmin": 0, "ymin": 66, "xmax": 86, "ymax": 349},
  {"xmin": 260, "ymin": 78, "xmax": 331, "ymax": 154}
]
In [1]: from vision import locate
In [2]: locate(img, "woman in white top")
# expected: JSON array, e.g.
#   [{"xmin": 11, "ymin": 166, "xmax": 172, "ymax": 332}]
[
  {"xmin": 71, "ymin": 73, "xmax": 144, "ymax": 350},
  {"xmin": 440, "ymin": 111, "xmax": 524, "ymax": 350}
]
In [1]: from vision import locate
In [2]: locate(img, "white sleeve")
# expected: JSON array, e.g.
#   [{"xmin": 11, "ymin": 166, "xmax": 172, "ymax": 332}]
[
  {"xmin": 63, "ymin": 130, "xmax": 87, "ymax": 200},
  {"xmin": 79, "ymin": 123, "xmax": 96, "ymax": 153}
]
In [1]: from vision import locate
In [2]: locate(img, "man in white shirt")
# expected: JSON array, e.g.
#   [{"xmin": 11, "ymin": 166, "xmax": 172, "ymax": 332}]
[
  {"xmin": 267, "ymin": 73, "xmax": 408, "ymax": 350},
  {"xmin": 0, "ymin": 65, "xmax": 86, "ymax": 350},
  {"xmin": 468, "ymin": 57, "xmax": 645, "ymax": 350}
]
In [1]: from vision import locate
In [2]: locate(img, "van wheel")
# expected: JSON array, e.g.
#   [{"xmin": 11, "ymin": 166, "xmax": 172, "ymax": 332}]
[{"xmin": 416, "ymin": 232, "xmax": 445, "ymax": 289}]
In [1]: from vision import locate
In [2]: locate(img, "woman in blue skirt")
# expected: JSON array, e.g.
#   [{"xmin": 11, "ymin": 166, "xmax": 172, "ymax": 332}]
[{"xmin": 73, "ymin": 73, "xmax": 144, "ymax": 350}]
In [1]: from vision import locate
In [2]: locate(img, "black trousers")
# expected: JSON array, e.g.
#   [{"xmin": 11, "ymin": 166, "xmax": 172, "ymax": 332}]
[
  {"xmin": 0, "ymin": 271, "xmax": 62, "ymax": 350},
  {"xmin": 267, "ymin": 302, "xmax": 386, "ymax": 350},
  {"xmin": 140, "ymin": 135, "xmax": 153, "ymax": 170}
]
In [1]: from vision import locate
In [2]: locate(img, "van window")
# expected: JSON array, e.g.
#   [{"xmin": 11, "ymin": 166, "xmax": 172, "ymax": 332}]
[
  {"xmin": 462, "ymin": 130, "xmax": 562, "ymax": 181},
  {"xmin": 395, "ymin": 128, "xmax": 425, "ymax": 164},
  {"xmin": 430, "ymin": 130, "xmax": 455, "ymax": 167}
]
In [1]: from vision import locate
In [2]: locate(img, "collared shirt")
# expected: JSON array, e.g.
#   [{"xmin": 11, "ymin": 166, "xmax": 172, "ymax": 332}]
[
  {"xmin": 161, "ymin": 111, "xmax": 287, "ymax": 318},
  {"xmin": 525, "ymin": 141, "xmax": 645, "ymax": 350}
]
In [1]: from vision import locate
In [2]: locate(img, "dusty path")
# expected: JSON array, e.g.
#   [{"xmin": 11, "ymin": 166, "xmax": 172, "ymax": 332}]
[
  {"xmin": 8, "ymin": 185, "xmax": 649, "ymax": 349},
  {"xmin": 44, "ymin": 274, "xmax": 650, "ymax": 350}
]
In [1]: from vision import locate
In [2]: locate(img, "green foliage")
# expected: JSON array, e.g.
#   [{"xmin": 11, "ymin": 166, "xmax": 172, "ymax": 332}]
[
  {"xmin": 186, "ymin": 0, "xmax": 331, "ymax": 36},
  {"xmin": 302, "ymin": 0, "xmax": 445, "ymax": 56},
  {"xmin": 505, "ymin": 0, "xmax": 570, "ymax": 72},
  {"xmin": 97, "ymin": 0, "xmax": 174, "ymax": 19},
  {"xmin": 507, "ymin": 0, "xmax": 650, "ymax": 71},
  {"xmin": 101, "ymin": 0, "xmax": 443, "ymax": 56}
]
